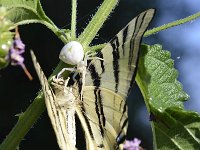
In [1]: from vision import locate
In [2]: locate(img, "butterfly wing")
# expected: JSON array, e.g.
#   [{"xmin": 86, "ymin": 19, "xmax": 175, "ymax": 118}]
[
  {"xmin": 80, "ymin": 86, "xmax": 127, "ymax": 149},
  {"xmin": 81, "ymin": 9, "xmax": 155, "ymax": 149},
  {"xmin": 31, "ymin": 51, "xmax": 75, "ymax": 150}
]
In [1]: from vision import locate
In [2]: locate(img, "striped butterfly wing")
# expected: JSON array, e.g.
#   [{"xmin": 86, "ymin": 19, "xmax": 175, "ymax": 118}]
[
  {"xmin": 81, "ymin": 9, "xmax": 155, "ymax": 149},
  {"xmin": 31, "ymin": 51, "xmax": 76, "ymax": 150},
  {"xmin": 81, "ymin": 86, "xmax": 127, "ymax": 149}
]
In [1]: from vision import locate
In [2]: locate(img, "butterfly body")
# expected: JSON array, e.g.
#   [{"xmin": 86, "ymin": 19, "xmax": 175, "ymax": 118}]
[{"xmin": 51, "ymin": 77, "xmax": 76, "ymax": 109}]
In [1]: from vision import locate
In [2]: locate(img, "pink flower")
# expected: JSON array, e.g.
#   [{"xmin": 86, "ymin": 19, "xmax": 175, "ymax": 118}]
[
  {"xmin": 9, "ymin": 39, "xmax": 25, "ymax": 66},
  {"xmin": 7, "ymin": 27, "xmax": 32, "ymax": 80},
  {"xmin": 123, "ymin": 138, "xmax": 141, "ymax": 150}
]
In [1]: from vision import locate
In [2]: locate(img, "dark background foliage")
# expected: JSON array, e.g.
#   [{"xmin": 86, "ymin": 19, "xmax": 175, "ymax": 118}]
[{"xmin": 0, "ymin": 0, "xmax": 200, "ymax": 149}]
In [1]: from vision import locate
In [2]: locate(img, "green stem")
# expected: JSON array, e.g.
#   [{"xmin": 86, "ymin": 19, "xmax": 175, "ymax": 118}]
[
  {"xmin": 78, "ymin": 0, "xmax": 119, "ymax": 50},
  {"xmin": 71, "ymin": 0, "xmax": 77, "ymax": 40},
  {"xmin": 144, "ymin": 11, "xmax": 200, "ymax": 37},
  {"xmin": 16, "ymin": 20, "xmax": 68, "ymax": 43}
]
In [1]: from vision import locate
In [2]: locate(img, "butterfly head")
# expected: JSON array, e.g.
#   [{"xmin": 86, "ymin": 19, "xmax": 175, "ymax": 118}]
[
  {"xmin": 51, "ymin": 76, "xmax": 66, "ymax": 90},
  {"xmin": 59, "ymin": 41, "xmax": 84, "ymax": 65},
  {"xmin": 51, "ymin": 76, "xmax": 76, "ymax": 109}
]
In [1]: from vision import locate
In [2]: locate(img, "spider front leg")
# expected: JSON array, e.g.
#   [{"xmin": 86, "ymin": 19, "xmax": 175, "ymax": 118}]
[
  {"xmin": 57, "ymin": 67, "xmax": 76, "ymax": 79},
  {"xmin": 64, "ymin": 77, "xmax": 70, "ymax": 88},
  {"xmin": 84, "ymin": 51, "xmax": 104, "ymax": 63}
]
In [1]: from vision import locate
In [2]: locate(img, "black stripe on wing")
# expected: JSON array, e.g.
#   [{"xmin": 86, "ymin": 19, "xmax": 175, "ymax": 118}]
[
  {"xmin": 88, "ymin": 64, "xmax": 106, "ymax": 137},
  {"xmin": 122, "ymin": 26, "xmax": 129, "ymax": 56},
  {"xmin": 110, "ymin": 37, "xmax": 120, "ymax": 93},
  {"xmin": 128, "ymin": 10, "xmax": 155, "ymax": 93},
  {"xmin": 80, "ymin": 105, "xmax": 95, "ymax": 140}
]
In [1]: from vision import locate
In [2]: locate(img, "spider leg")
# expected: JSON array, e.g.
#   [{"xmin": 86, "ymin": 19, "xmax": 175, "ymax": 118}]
[
  {"xmin": 64, "ymin": 77, "xmax": 70, "ymax": 87},
  {"xmin": 88, "ymin": 56, "xmax": 104, "ymax": 61},
  {"xmin": 57, "ymin": 67, "xmax": 76, "ymax": 79},
  {"xmin": 85, "ymin": 51, "xmax": 104, "ymax": 62}
]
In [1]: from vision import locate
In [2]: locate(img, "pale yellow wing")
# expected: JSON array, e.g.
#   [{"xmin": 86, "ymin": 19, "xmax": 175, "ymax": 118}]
[
  {"xmin": 31, "ymin": 51, "xmax": 75, "ymax": 150},
  {"xmin": 82, "ymin": 86, "xmax": 127, "ymax": 149},
  {"xmin": 80, "ymin": 9, "xmax": 155, "ymax": 149}
]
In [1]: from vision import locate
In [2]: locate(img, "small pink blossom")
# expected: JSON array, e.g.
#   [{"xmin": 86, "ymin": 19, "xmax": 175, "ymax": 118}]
[
  {"xmin": 7, "ymin": 27, "xmax": 32, "ymax": 80},
  {"xmin": 123, "ymin": 138, "xmax": 141, "ymax": 150}
]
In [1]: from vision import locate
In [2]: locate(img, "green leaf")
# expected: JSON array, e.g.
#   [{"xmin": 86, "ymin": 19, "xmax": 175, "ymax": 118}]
[
  {"xmin": 136, "ymin": 44, "xmax": 200, "ymax": 149},
  {"xmin": 1, "ymin": 0, "xmax": 53, "ymax": 26},
  {"xmin": 137, "ymin": 44, "xmax": 189, "ymax": 111},
  {"xmin": 0, "ymin": 0, "xmax": 67, "ymax": 42},
  {"xmin": 151, "ymin": 107, "xmax": 200, "ymax": 149}
]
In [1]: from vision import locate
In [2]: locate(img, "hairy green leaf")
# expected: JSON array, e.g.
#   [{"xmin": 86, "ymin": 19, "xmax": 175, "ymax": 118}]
[
  {"xmin": 137, "ymin": 44, "xmax": 189, "ymax": 111},
  {"xmin": 137, "ymin": 44, "xmax": 200, "ymax": 149},
  {"xmin": 1, "ymin": 0, "xmax": 52, "ymax": 24}
]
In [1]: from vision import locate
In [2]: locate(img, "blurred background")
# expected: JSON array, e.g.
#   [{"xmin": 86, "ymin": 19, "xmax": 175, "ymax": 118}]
[{"xmin": 0, "ymin": 0, "xmax": 200, "ymax": 149}]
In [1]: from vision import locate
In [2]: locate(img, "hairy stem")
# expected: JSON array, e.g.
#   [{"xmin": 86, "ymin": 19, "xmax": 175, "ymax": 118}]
[
  {"xmin": 144, "ymin": 11, "xmax": 200, "ymax": 37},
  {"xmin": 71, "ymin": 0, "xmax": 77, "ymax": 40},
  {"xmin": 78, "ymin": 0, "xmax": 119, "ymax": 50}
]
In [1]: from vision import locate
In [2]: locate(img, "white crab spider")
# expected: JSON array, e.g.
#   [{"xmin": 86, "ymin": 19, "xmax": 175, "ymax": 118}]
[
  {"xmin": 58, "ymin": 41, "xmax": 85, "ymax": 78},
  {"xmin": 58, "ymin": 41, "xmax": 101, "ymax": 77},
  {"xmin": 58, "ymin": 41, "xmax": 88, "ymax": 100},
  {"xmin": 58, "ymin": 41, "xmax": 103, "ymax": 99},
  {"xmin": 59, "ymin": 41, "xmax": 84, "ymax": 65}
]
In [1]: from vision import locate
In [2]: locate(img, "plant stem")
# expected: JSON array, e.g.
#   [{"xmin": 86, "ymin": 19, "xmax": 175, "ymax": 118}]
[
  {"xmin": 71, "ymin": 0, "xmax": 77, "ymax": 40},
  {"xmin": 144, "ymin": 11, "xmax": 200, "ymax": 37},
  {"xmin": 78, "ymin": 0, "xmax": 119, "ymax": 50}
]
